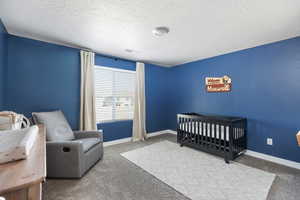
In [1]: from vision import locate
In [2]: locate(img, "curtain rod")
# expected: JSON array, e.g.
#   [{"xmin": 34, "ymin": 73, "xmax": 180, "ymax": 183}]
[
  {"xmin": 80, "ymin": 48, "xmax": 144, "ymax": 63},
  {"xmin": 81, "ymin": 49, "xmax": 139, "ymax": 62},
  {"xmin": 80, "ymin": 48, "xmax": 119, "ymax": 61},
  {"xmin": 81, "ymin": 48, "xmax": 93, "ymax": 52}
]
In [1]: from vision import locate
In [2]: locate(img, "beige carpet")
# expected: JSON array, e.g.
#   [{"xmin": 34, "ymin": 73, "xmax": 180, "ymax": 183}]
[{"xmin": 121, "ymin": 141, "xmax": 275, "ymax": 200}]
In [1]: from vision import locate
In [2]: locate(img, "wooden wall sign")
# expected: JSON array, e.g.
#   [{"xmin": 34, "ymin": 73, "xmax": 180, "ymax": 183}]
[{"xmin": 205, "ymin": 75, "xmax": 232, "ymax": 92}]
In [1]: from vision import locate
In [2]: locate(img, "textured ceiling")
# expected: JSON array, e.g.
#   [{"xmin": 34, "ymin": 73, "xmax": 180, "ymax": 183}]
[{"xmin": 1, "ymin": 0, "xmax": 300, "ymax": 67}]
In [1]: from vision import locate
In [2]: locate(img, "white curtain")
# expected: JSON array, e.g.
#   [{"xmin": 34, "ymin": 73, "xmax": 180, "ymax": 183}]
[
  {"xmin": 80, "ymin": 50, "xmax": 97, "ymax": 131},
  {"xmin": 132, "ymin": 62, "xmax": 147, "ymax": 141}
]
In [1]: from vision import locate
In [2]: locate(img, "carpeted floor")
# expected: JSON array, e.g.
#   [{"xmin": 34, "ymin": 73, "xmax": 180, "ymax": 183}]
[{"xmin": 44, "ymin": 133, "xmax": 300, "ymax": 200}]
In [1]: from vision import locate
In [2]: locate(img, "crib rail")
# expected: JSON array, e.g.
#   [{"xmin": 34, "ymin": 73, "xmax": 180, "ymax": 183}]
[{"xmin": 177, "ymin": 113, "xmax": 247, "ymax": 163}]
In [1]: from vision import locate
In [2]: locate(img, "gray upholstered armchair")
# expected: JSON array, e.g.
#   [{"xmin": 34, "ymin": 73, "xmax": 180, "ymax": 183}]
[
  {"xmin": 32, "ymin": 110, "xmax": 103, "ymax": 178},
  {"xmin": 46, "ymin": 130, "xmax": 103, "ymax": 178}
]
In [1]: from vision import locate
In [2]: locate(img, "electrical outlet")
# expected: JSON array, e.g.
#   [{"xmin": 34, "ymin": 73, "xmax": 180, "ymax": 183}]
[{"xmin": 267, "ymin": 138, "xmax": 273, "ymax": 146}]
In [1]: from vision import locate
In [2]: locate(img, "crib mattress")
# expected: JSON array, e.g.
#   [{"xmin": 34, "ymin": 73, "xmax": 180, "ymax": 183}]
[{"xmin": 179, "ymin": 122, "xmax": 243, "ymax": 141}]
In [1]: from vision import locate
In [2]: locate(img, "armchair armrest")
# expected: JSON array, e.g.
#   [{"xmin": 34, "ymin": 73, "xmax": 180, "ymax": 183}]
[
  {"xmin": 47, "ymin": 141, "xmax": 84, "ymax": 154},
  {"xmin": 46, "ymin": 141, "xmax": 84, "ymax": 178},
  {"xmin": 73, "ymin": 130, "xmax": 103, "ymax": 141}
]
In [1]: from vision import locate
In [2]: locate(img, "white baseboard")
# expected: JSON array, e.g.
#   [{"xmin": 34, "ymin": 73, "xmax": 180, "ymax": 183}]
[
  {"xmin": 245, "ymin": 150, "xmax": 300, "ymax": 170},
  {"xmin": 166, "ymin": 129, "xmax": 177, "ymax": 135},
  {"xmin": 147, "ymin": 130, "xmax": 170, "ymax": 137},
  {"xmin": 103, "ymin": 129, "xmax": 177, "ymax": 147},
  {"xmin": 148, "ymin": 129, "xmax": 177, "ymax": 137},
  {"xmin": 103, "ymin": 137, "xmax": 132, "ymax": 147}
]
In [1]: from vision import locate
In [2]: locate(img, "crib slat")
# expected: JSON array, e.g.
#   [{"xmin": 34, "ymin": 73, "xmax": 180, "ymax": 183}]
[
  {"xmin": 213, "ymin": 123, "xmax": 216, "ymax": 149},
  {"xmin": 207, "ymin": 123, "xmax": 211, "ymax": 148},
  {"xmin": 205, "ymin": 122, "xmax": 207, "ymax": 146},
  {"xmin": 203, "ymin": 122, "xmax": 206, "ymax": 146},
  {"xmin": 180, "ymin": 117, "xmax": 183, "ymax": 142},
  {"xmin": 210, "ymin": 123, "xmax": 213, "ymax": 148},
  {"xmin": 202, "ymin": 121, "xmax": 205, "ymax": 145},
  {"xmin": 184, "ymin": 117, "xmax": 187, "ymax": 141},
  {"xmin": 224, "ymin": 125, "xmax": 227, "ymax": 151},
  {"xmin": 194, "ymin": 120, "xmax": 197, "ymax": 144},
  {"xmin": 189, "ymin": 118, "xmax": 192, "ymax": 143},
  {"xmin": 236, "ymin": 127, "xmax": 238, "ymax": 153},
  {"xmin": 237, "ymin": 128, "xmax": 239, "ymax": 153},
  {"xmin": 215, "ymin": 124, "xmax": 218, "ymax": 149},
  {"xmin": 204, "ymin": 122, "xmax": 207, "ymax": 146},
  {"xmin": 239, "ymin": 127, "xmax": 241, "ymax": 151},
  {"xmin": 197, "ymin": 120, "xmax": 200, "ymax": 144},
  {"xmin": 177, "ymin": 117, "xmax": 180, "ymax": 143},
  {"xmin": 237, "ymin": 128, "xmax": 239, "ymax": 154},
  {"xmin": 184, "ymin": 117, "xmax": 187, "ymax": 132},
  {"xmin": 233, "ymin": 127, "xmax": 236, "ymax": 155},
  {"xmin": 239, "ymin": 128, "xmax": 242, "ymax": 153},
  {"xmin": 200, "ymin": 121, "xmax": 203, "ymax": 145},
  {"xmin": 212, "ymin": 123, "xmax": 216, "ymax": 149},
  {"xmin": 180, "ymin": 117, "xmax": 183, "ymax": 141},
  {"xmin": 195, "ymin": 120, "xmax": 198, "ymax": 144},
  {"xmin": 182, "ymin": 117, "xmax": 184, "ymax": 142},
  {"xmin": 227, "ymin": 126, "xmax": 229, "ymax": 155},
  {"xmin": 219, "ymin": 124, "xmax": 222, "ymax": 151},
  {"xmin": 207, "ymin": 122, "xmax": 210, "ymax": 147},
  {"xmin": 216, "ymin": 124, "xmax": 219, "ymax": 150},
  {"xmin": 199, "ymin": 121, "xmax": 202, "ymax": 145},
  {"xmin": 191, "ymin": 118, "xmax": 193, "ymax": 143},
  {"xmin": 226, "ymin": 126, "xmax": 229, "ymax": 151},
  {"xmin": 187, "ymin": 118, "xmax": 190, "ymax": 142},
  {"xmin": 183, "ymin": 117, "xmax": 185, "ymax": 133},
  {"xmin": 209, "ymin": 123, "xmax": 211, "ymax": 146},
  {"xmin": 224, "ymin": 126, "xmax": 227, "ymax": 150},
  {"xmin": 186, "ymin": 118, "xmax": 190, "ymax": 142}
]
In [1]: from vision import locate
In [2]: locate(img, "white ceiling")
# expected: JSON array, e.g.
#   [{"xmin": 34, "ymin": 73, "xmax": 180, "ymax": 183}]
[{"xmin": 1, "ymin": 0, "xmax": 300, "ymax": 67}]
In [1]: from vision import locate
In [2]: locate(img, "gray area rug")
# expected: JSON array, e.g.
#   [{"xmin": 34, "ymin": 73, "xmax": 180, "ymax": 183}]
[{"xmin": 121, "ymin": 141, "xmax": 275, "ymax": 200}]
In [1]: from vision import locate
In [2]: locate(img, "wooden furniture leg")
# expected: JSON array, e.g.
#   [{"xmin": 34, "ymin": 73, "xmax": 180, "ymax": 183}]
[{"xmin": 28, "ymin": 183, "xmax": 41, "ymax": 200}]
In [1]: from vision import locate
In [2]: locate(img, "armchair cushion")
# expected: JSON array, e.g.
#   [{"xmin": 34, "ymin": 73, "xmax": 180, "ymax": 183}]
[
  {"xmin": 73, "ymin": 130, "xmax": 103, "ymax": 141},
  {"xmin": 32, "ymin": 110, "xmax": 74, "ymax": 141},
  {"xmin": 73, "ymin": 138, "xmax": 101, "ymax": 153}
]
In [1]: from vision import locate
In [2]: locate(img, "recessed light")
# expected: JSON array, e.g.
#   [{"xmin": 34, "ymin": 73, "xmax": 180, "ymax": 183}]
[
  {"xmin": 125, "ymin": 49, "xmax": 134, "ymax": 53},
  {"xmin": 152, "ymin": 26, "xmax": 170, "ymax": 36}
]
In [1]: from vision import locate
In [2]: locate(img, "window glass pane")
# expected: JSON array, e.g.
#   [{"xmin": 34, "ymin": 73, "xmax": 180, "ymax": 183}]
[{"xmin": 94, "ymin": 66, "xmax": 135, "ymax": 122}]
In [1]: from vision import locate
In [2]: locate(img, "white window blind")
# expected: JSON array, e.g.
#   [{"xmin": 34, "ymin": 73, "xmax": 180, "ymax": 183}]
[{"xmin": 94, "ymin": 66, "xmax": 135, "ymax": 122}]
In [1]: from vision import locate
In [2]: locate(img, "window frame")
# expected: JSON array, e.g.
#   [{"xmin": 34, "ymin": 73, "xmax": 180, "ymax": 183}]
[{"xmin": 94, "ymin": 65, "xmax": 136, "ymax": 123}]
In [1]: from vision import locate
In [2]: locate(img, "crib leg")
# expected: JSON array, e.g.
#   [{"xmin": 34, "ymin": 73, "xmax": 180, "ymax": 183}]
[
  {"xmin": 180, "ymin": 143, "xmax": 184, "ymax": 147},
  {"xmin": 224, "ymin": 155, "xmax": 229, "ymax": 164}
]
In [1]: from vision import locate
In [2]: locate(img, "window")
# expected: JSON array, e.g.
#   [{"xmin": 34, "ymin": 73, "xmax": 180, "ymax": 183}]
[{"xmin": 94, "ymin": 66, "xmax": 135, "ymax": 122}]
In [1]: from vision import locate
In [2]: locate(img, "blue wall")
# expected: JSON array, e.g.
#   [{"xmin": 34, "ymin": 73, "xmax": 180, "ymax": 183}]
[
  {"xmin": 0, "ymin": 19, "xmax": 7, "ymax": 109},
  {"xmin": 5, "ymin": 35, "xmax": 168, "ymax": 141},
  {"xmin": 167, "ymin": 37, "xmax": 300, "ymax": 162},
  {"xmin": 6, "ymin": 35, "xmax": 81, "ymax": 129},
  {"xmin": 145, "ymin": 64, "xmax": 170, "ymax": 132}
]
